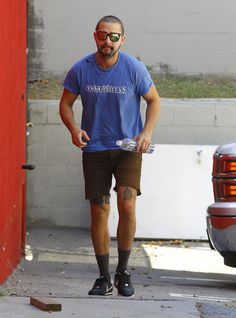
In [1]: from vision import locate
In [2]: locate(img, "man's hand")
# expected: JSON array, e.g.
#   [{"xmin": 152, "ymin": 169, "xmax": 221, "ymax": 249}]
[
  {"xmin": 134, "ymin": 131, "xmax": 152, "ymax": 153},
  {"xmin": 71, "ymin": 127, "xmax": 90, "ymax": 148}
]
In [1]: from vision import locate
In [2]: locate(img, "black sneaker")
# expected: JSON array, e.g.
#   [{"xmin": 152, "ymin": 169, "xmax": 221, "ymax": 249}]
[
  {"xmin": 88, "ymin": 276, "xmax": 113, "ymax": 296},
  {"xmin": 114, "ymin": 270, "xmax": 134, "ymax": 297}
]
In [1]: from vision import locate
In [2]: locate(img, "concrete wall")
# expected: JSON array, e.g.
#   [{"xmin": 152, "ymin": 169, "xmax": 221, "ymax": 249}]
[
  {"xmin": 28, "ymin": 0, "xmax": 236, "ymax": 80},
  {"xmin": 156, "ymin": 99, "xmax": 236, "ymax": 144},
  {"xmin": 27, "ymin": 100, "xmax": 90, "ymax": 228},
  {"xmin": 26, "ymin": 99, "xmax": 236, "ymax": 228}
]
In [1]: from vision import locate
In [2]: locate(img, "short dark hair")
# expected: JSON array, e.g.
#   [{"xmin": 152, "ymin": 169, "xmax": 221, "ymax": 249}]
[{"xmin": 95, "ymin": 15, "xmax": 124, "ymax": 35}]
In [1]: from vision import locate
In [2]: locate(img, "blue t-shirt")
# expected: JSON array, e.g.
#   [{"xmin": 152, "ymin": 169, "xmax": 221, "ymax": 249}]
[{"xmin": 63, "ymin": 51, "xmax": 153, "ymax": 152}]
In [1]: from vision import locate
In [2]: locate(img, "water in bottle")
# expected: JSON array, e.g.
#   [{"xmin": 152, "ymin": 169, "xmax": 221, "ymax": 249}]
[{"xmin": 116, "ymin": 138, "xmax": 155, "ymax": 154}]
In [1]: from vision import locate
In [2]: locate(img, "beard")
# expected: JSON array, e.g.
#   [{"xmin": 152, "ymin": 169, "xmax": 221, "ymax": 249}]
[{"xmin": 98, "ymin": 44, "xmax": 121, "ymax": 58}]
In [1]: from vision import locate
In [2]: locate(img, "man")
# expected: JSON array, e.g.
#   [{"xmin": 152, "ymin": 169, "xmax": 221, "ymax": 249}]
[{"xmin": 59, "ymin": 15, "xmax": 160, "ymax": 297}]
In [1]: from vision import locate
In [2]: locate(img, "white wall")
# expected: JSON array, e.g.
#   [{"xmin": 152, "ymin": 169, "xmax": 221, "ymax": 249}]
[{"xmin": 29, "ymin": 0, "xmax": 236, "ymax": 78}]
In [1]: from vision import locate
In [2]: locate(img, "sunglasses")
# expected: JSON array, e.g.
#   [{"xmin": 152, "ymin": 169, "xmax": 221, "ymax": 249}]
[{"xmin": 96, "ymin": 31, "xmax": 121, "ymax": 42}]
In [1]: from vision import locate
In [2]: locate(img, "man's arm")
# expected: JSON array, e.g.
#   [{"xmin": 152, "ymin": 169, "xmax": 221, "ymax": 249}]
[
  {"xmin": 135, "ymin": 84, "xmax": 160, "ymax": 153},
  {"xmin": 59, "ymin": 88, "xmax": 90, "ymax": 148}
]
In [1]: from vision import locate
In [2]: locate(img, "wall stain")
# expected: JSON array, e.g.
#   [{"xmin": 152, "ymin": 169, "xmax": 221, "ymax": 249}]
[{"xmin": 27, "ymin": 0, "xmax": 44, "ymax": 81}]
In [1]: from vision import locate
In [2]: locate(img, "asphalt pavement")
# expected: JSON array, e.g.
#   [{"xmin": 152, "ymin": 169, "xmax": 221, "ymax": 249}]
[{"xmin": 1, "ymin": 226, "xmax": 236, "ymax": 317}]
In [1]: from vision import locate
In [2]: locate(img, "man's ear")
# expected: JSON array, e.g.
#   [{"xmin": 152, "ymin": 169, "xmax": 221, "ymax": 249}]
[{"xmin": 120, "ymin": 35, "xmax": 126, "ymax": 46}]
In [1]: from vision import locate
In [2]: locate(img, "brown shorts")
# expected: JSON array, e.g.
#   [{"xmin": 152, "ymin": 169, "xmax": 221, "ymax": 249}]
[{"xmin": 82, "ymin": 150, "xmax": 142, "ymax": 200}]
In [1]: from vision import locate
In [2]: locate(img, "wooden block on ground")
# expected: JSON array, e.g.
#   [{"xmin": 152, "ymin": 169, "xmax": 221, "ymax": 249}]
[{"xmin": 30, "ymin": 296, "xmax": 62, "ymax": 312}]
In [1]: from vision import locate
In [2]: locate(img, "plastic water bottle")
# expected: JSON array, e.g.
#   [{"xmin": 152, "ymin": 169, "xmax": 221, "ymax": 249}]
[{"xmin": 116, "ymin": 138, "xmax": 155, "ymax": 154}]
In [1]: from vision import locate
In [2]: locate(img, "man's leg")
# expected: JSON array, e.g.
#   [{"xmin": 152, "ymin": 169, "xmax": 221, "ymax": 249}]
[
  {"xmin": 116, "ymin": 186, "xmax": 137, "ymax": 253},
  {"xmin": 88, "ymin": 195, "xmax": 113, "ymax": 296},
  {"xmin": 114, "ymin": 186, "xmax": 137, "ymax": 297},
  {"xmin": 90, "ymin": 195, "xmax": 110, "ymax": 272}
]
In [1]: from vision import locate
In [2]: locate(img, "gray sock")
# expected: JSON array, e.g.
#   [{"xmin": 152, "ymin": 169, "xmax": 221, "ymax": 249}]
[
  {"xmin": 95, "ymin": 253, "xmax": 110, "ymax": 281},
  {"xmin": 116, "ymin": 248, "xmax": 131, "ymax": 273}
]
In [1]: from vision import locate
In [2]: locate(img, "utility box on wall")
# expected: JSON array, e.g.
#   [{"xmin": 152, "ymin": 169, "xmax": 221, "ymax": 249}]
[
  {"xmin": 109, "ymin": 144, "xmax": 217, "ymax": 239},
  {"xmin": 0, "ymin": 1, "xmax": 27, "ymax": 283}
]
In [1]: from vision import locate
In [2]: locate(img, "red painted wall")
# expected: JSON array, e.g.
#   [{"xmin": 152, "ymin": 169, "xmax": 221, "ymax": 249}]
[{"xmin": 0, "ymin": 1, "xmax": 27, "ymax": 283}]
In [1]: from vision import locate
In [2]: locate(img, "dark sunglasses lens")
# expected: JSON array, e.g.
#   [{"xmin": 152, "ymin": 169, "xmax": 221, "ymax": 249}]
[
  {"xmin": 109, "ymin": 33, "xmax": 120, "ymax": 42},
  {"xmin": 97, "ymin": 31, "xmax": 107, "ymax": 40}
]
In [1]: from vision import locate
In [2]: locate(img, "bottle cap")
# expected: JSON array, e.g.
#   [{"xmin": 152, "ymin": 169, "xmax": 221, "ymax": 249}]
[{"xmin": 116, "ymin": 140, "xmax": 122, "ymax": 146}]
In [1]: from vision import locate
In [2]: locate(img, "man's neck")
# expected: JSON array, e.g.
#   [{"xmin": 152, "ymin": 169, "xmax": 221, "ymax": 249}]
[{"xmin": 96, "ymin": 52, "xmax": 119, "ymax": 69}]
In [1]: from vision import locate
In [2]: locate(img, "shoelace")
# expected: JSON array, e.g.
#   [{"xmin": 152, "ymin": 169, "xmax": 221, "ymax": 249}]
[{"xmin": 119, "ymin": 271, "xmax": 131, "ymax": 286}]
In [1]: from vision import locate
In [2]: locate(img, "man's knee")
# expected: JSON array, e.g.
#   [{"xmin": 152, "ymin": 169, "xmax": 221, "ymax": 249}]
[
  {"xmin": 90, "ymin": 195, "xmax": 110, "ymax": 219},
  {"xmin": 90, "ymin": 195, "xmax": 110, "ymax": 206},
  {"xmin": 117, "ymin": 186, "xmax": 136, "ymax": 215},
  {"xmin": 118, "ymin": 186, "xmax": 136, "ymax": 202}
]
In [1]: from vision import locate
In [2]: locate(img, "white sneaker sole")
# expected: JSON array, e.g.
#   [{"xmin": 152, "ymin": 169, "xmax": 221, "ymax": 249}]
[{"xmin": 117, "ymin": 292, "xmax": 134, "ymax": 297}]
